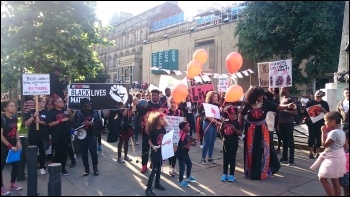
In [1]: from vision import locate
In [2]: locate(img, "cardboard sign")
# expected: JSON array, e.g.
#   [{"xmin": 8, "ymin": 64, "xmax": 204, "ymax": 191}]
[
  {"xmin": 306, "ymin": 104, "xmax": 325, "ymax": 123},
  {"xmin": 164, "ymin": 115, "xmax": 186, "ymax": 145},
  {"xmin": 257, "ymin": 62, "xmax": 269, "ymax": 87},
  {"xmin": 22, "ymin": 74, "xmax": 50, "ymax": 95},
  {"xmin": 218, "ymin": 77, "xmax": 229, "ymax": 92},
  {"xmin": 202, "ymin": 103, "xmax": 221, "ymax": 119},
  {"xmin": 269, "ymin": 59, "xmax": 292, "ymax": 88},
  {"xmin": 161, "ymin": 130, "xmax": 175, "ymax": 160},
  {"xmin": 189, "ymin": 79, "xmax": 214, "ymax": 103}
]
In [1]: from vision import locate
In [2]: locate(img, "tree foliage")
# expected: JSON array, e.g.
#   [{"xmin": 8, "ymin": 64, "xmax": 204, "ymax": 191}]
[
  {"xmin": 235, "ymin": 1, "xmax": 345, "ymax": 86},
  {"xmin": 1, "ymin": 1, "xmax": 110, "ymax": 90}
]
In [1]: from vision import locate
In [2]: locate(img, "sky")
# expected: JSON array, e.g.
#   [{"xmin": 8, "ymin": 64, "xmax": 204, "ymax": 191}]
[{"xmin": 95, "ymin": 1, "xmax": 241, "ymax": 26}]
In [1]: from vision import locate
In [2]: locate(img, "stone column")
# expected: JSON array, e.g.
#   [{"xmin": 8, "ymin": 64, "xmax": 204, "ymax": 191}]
[{"xmin": 338, "ymin": 1, "xmax": 349, "ymax": 73}]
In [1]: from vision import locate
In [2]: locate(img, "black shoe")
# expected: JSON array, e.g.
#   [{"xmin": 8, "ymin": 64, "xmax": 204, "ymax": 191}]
[
  {"xmin": 309, "ymin": 153, "xmax": 314, "ymax": 159},
  {"xmin": 93, "ymin": 166, "xmax": 99, "ymax": 176},
  {"xmin": 70, "ymin": 161, "xmax": 76, "ymax": 168},
  {"xmin": 62, "ymin": 169, "xmax": 69, "ymax": 176},
  {"xmin": 154, "ymin": 183, "xmax": 166, "ymax": 191},
  {"xmin": 84, "ymin": 169, "xmax": 90, "ymax": 176},
  {"xmin": 279, "ymin": 158, "xmax": 288, "ymax": 164},
  {"xmin": 145, "ymin": 188, "xmax": 156, "ymax": 196}
]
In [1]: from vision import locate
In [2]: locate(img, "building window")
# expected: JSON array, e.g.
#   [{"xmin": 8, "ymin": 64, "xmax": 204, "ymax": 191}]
[
  {"xmin": 126, "ymin": 36, "xmax": 129, "ymax": 46},
  {"xmin": 134, "ymin": 33, "xmax": 136, "ymax": 44},
  {"xmin": 140, "ymin": 30, "xmax": 143, "ymax": 41}
]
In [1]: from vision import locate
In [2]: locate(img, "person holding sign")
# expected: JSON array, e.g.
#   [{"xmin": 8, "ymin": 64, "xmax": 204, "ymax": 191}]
[
  {"xmin": 198, "ymin": 91, "xmax": 222, "ymax": 165},
  {"xmin": 306, "ymin": 90, "xmax": 329, "ymax": 159},
  {"xmin": 46, "ymin": 96, "xmax": 71, "ymax": 176},
  {"xmin": 166, "ymin": 96, "xmax": 183, "ymax": 177},
  {"xmin": 1, "ymin": 101, "xmax": 22, "ymax": 195},
  {"xmin": 25, "ymin": 97, "xmax": 49, "ymax": 175},
  {"xmin": 145, "ymin": 111, "xmax": 167, "ymax": 196},
  {"xmin": 239, "ymin": 86, "xmax": 296, "ymax": 180},
  {"xmin": 49, "ymin": 66, "xmax": 69, "ymax": 100}
]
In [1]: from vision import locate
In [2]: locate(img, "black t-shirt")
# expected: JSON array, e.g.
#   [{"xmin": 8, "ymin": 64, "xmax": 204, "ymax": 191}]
[
  {"xmin": 305, "ymin": 99, "xmax": 330, "ymax": 126},
  {"xmin": 241, "ymin": 99, "xmax": 279, "ymax": 122},
  {"xmin": 1, "ymin": 115, "xmax": 18, "ymax": 146},
  {"xmin": 46, "ymin": 108, "xmax": 70, "ymax": 143},
  {"xmin": 26, "ymin": 109, "xmax": 50, "ymax": 142},
  {"xmin": 147, "ymin": 101, "xmax": 164, "ymax": 112},
  {"xmin": 177, "ymin": 131, "xmax": 190, "ymax": 159},
  {"xmin": 148, "ymin": 127, "xmax": 166, "ymax": 157},
  {"xmin": 220, "ymin": 119, "xmax": 241, "ymax": 142}
]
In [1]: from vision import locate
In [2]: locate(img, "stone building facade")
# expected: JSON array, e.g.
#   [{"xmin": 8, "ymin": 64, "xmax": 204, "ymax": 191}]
[{"xmin": 94, "ymin": 1, "xmax": 183, "ymax": 84}]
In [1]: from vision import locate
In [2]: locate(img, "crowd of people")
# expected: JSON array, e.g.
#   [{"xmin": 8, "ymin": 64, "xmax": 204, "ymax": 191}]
[{"xmin": 0, "ymin": 66, "xmax": 349, "ymax": 196}]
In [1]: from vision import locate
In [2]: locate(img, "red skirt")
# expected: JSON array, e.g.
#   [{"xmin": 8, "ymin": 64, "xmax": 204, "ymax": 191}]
[{"xmin": 120, "ymin": 128, "xmax": 133, "ymax": 139}]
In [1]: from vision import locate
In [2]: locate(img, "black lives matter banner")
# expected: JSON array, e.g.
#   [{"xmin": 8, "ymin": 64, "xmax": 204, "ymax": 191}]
[{"xmin": 68, "ymin": 83, "xmax": 129, "ymax": 110}]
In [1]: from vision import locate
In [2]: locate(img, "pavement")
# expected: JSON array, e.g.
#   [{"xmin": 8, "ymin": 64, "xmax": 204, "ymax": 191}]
[{"xmin": 2, "ymin": 127, "xmax": 332, "ymax": 196}]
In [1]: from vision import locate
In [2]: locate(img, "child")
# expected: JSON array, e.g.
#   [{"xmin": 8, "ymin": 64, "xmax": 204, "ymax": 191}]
[
  {"xmin": 177, "ymin": 121, "xmax": 196, "ymax": 187},
  {"xmin": 145, "ymin": 111, "xmax": 167, "ymax": 196},
  {"xmin": 310, "ymin": 111, "xmax": 346, "ymax": 196},
  {"xmin": 220, "ymin": 105, "xmax": 242, "ymax": 182},
  {"xmin": 339, "ymin": 129, "xmax": 349, "ymax": 196}
]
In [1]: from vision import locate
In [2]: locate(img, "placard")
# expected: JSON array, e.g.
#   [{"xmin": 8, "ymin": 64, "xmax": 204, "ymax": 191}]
[
  {"xmin": 161, "ymin": 130, "xmax": 174, "ymax": 160},
  {"xmin": 189, "ymin": 78, "xmax": 214, "ymax": 103},
  {"xmin": 218, "ymin": 77, "xmax": 229, "ymax": 92},
  {"xmin": 257, "ymin": 62, "xmax": 269, "ymax": 87},
  {"xmin": 68, "ymin": 83, "xmax": 129, "ymax": 110},
  {"xmin": 165, "ymin": 115, "xmax": 186, "ymax": 145},
  {"xmin": 202, "ymin": 103, "xmax": 221, "ymax": 119},
  {"xmin": 306, "ymin": 104, "xmax": 325, "ymax": 123},
  {"xmin": 22, "ymin": 74, "xmax": 50, "ymax": 95},
  {"xmin": 269, "ymin": 59, "xmax": 292, "ymax": 88}
]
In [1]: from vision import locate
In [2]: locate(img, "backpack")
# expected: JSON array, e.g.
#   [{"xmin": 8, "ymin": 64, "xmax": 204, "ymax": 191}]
[{"xmin": 1, "ymin": 115, "xmax": 18, "ymax": 125}]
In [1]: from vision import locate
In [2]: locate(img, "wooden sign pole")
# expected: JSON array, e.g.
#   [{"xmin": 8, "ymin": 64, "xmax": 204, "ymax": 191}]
[{"xmin": 35, "ymin": 95, "xmax": 39, "ymax": 130}]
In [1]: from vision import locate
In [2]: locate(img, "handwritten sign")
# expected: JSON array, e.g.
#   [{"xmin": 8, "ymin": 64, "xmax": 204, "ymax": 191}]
[
  {"xmin": 189, "ymin": 78, "xmax": 214, "ymax": 103},
  {"xmin": 218, "ymin": 77, "xmax": 229, "ymax": 92},
  {"xmin": 165, "ymin": 115, "xmax": 185, "ymax": 145},
  {"xmin": 161, "ymin": 130, "xmax": 175, "ymax": 160},
  {"xmin": 306, "ymin": 104, "xmax": 325, "ymax": 123},
  {"xmin": 22, "ymin": 74, "xmax": 50, "ymax": 95},
  {"xmin": 202, "ymin": 103, "xmax": 221, "ymax": 120},
  {"xmin": 257, "ymin": 62, "xmax": 269, "ymax": 87},
  {"xmin": 269, "ymin": 59, "xmax": 292, "ymax": 88}
]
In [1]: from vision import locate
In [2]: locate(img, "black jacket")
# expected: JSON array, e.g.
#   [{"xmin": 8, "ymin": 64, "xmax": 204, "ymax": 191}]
[{"xmin": 50, "ymin": 73, "xmax": 68, "ymax": 99}]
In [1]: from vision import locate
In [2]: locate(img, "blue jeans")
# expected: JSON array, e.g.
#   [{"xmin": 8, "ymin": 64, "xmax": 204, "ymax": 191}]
[
  {"xmin": 178, "ymin": 155, "xmax": 192, "ymax": 182},
  {"xmin": 202, "ymin": 121, "xmax": 217, "ymax": 159}
]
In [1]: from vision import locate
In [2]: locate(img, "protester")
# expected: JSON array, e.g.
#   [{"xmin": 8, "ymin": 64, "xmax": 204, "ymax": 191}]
[
  {"xmin": 1, "ymin": 101, "xmax": 22, "ymax": 195},
  {"xmin": 145, "ymin": 111, "xmax": 166, "ymax": 196},
  {"xmin": 180, "ymin": 95, "xmax": 196, "ymax": 137},
  {"xmin": 279, "ymin": 87, "xmax": 297, "ymax": 166},
  {"xmin": 220, "ymin": 106, "xmax": 242, "ymax": 182},
  {"xmin": 25, "ymin": 97, "xmax": 49, "ymax": 175},
  {"xmin": 306, "ymin": 90, "xmax": 329, "ymax": 159},
  {"xmin": 337, "ymin": 88, "xmax": 349, "ymax": 126},
  {"xmin": 46, "ymin": 96, "xmax": 71, "ymax": 176},
  {"xmin": 72, "ymin": 98, "xmax": 102, "ymax": 176},
  {"xmin": 198, "ymin": 91, "xmax": 222, "ymax": 165},
  {"xmin": 177, "ymin": 121, "xmax": 196, "ymax": 187},
  {"xmin": 131, "ymin": 97, "xmax": 140, "ymax": 145},
  {"xmin": 50, "ymin": 66, "xmax": 69, "ymax": 100},
  {"xmin": 239, "ymin": 86, "xmax": 296, "ymax": 180},
  {"xmin": 160, "ymin": 88, "xmax": 171, "ymax": 108},
  {"xmin": 166, "ymin": 96, "xmax": 183, "ymax": 177}
]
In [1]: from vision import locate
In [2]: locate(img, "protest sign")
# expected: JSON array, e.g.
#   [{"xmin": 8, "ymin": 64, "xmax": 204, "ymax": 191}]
[
  {"xmin": 269, "ymin": 59, "xmax": 292, "ymax": 88},
  {"xmin": 189, "ymin": 78, "xmax": 214, "ymax": 103},
  {"xmin": 202, "ymin": 103, "xmax": 221, "ymax": 120},
  {"xmin": 161, "ymin": 130, "xmax": 175, "ymax": 160},
  {"xmin": 306, "ymin": 104, "xmax": 325, "ymax": 123},
  {"xmin": 218, "ymin": 77, "xmax": 229, "ymax": 92},
  {"xmin": 165, "ymin": 115, "xmax": 186, "ymax": 145},
  {"xmin": 22, "ymin": 74, "xmax": 50, "ymax": 95},
  {"xmin": 68, "ymin": 83, "xmax": 129, "ymax": 110},
  {"xmin": 257, "ymin": 62, "xmax": 269, "ymax": 87}
]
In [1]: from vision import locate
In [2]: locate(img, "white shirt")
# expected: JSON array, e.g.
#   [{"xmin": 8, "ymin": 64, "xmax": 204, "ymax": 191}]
[
  {"xmin": 343, "ymin": 100, "xmax": 349, "ymax": 113},
  {"xmin": 301, "ymin": 98, "xmax": 309, "ymax": 106},
  {"xmin": 266, "ymin": 111, "xmax": 275, "ymax": 132}
]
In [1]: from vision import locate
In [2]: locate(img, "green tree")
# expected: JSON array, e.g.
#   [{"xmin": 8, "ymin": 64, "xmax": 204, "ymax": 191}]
[
  {"xmin": 1, "ymin": 1, "xmax": 110, "ymax": 91},
  {"xmin": 235, "ymin": 1, "xmax": 345, "ymax": 86}
]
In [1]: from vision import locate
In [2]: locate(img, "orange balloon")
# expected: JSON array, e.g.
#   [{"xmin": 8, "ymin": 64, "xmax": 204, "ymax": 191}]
[
  {"xmin": 187, "ymin": 60, "xmax": 202, "ymax": 79},
  {"xmin": 171, "ymin": 84, "xmax": 188, "ymax": 104},
  {"xmin": 226, "ymin": 52, "xmax": 243, "ymax": 74},
  {"xmin": 193, "ymin": 49, "xmax": 208, "ymax": 65},
  {"xmin": 225, "ymin": 85, "xmax": 244, "ymax": 102}
]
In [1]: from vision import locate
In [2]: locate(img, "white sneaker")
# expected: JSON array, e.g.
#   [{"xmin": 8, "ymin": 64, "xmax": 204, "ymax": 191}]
[
  {"xmin": 200, "ymin": 145, "xmax": 204, "ymax": 149},
  {"xmin": 169, "ymin": 167, "xmax": 173, "ymax": 175},
  {"xmin": 40, "ymin": 168, "xmax": 46, "ymax": 175},
  {"xmin": 117, "ymin": 158, "xmax": 125, "ymax": 163}
]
